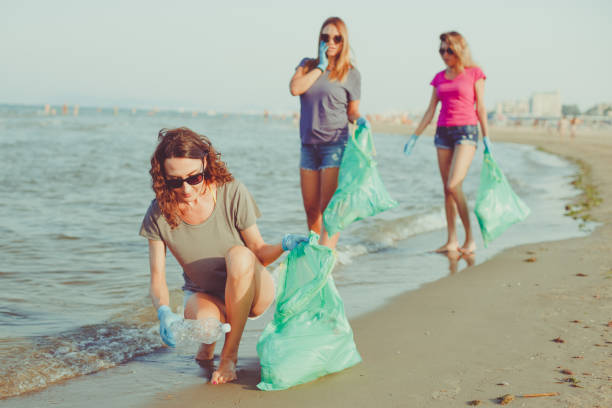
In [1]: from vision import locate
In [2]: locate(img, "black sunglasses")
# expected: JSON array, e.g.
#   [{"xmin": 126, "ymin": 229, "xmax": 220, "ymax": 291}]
[
  {"xmin": 165, "ymin": 171, "xmax": 205, "ymax": 189},
  {"xmin": 439, "ymin": 47, "xmax": 454, "ymax": 56},
  {"xmin": 320, "ymin": 34, "xmax": 343, "ymax": 44}
]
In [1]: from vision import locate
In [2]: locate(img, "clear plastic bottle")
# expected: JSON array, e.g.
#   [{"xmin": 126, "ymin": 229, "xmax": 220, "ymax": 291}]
[{"xmin": 169, "ymin": 318, "xmax": 231, "ymax": 350}]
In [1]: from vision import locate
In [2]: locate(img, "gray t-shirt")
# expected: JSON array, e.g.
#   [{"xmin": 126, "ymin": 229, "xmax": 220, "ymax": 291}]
[
  {"xmin": 139, "ymin": 179, "xmax": 261, "ymax": 300},
  {"xmin": 298, "ymin": 58, "xmax": 361, "ymax": 144}
]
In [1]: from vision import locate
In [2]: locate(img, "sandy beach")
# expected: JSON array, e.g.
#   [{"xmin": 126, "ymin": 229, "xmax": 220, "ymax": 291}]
[{"xmin": 145, "ymin": 126, "xmax": 611, "ymax": 408}]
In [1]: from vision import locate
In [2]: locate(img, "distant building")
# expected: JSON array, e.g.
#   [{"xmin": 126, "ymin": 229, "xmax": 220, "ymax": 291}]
[
  {"xmin": 495, "ymin": 100, "xmax": 530, "ymax": 115},
  {"xmin": 530, "ymin": 91, "xmax": 562, "ymax": 117},
  {"xmin": 585, "ymin": 103, "xmax": 612, "ymax": 116}
]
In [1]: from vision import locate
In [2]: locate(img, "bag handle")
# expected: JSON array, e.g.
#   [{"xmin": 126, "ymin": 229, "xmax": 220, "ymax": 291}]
[{"xmin": 352, "ymin": 122, "xmax": 376, "ymax": 156}]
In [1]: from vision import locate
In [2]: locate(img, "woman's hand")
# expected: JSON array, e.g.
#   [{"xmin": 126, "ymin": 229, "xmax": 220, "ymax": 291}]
[
  {"xmin": 482, "ymin": 136, "xmax": 492, "ymax": 154},
  {"xmin": 281, "ymin": 233, "xmax": 309, "ymax": 251},
  {"xmin": 317, "ymin": 41, "xmax": 329, "ymax": 72},
  {"xmin": 356, "ymin": 117, "xmax": 370, "ymax": 129},
  {"xmin": 403, "ymin": 134, "xmax": 420, "ymax": 156},
  {"xmin": 157, "ymin": 305, "xmax": 181, "ymax": 347}
]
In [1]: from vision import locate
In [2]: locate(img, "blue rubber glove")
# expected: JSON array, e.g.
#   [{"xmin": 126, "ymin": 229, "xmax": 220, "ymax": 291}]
[
  {"xmin": 282, "ymin": 233, "xmax": 308, "ymax": 251},
  {"xmin": 482, "ymin": 136, "xmax": 492, "ymax": 154},
  {"xmin": 356, "ymin": 117, "xmax": 370, "ymax": 129},
  {"xmin": 317, "ymin": 41, "xmax": 329, "ymax": 72},
  {"xmin": 157, "ymin": 305, "xmax": 181, "ymax": 347},
  {"xmin": 403, "ymin": 134, "xmax": 419, "ymax": 156}
]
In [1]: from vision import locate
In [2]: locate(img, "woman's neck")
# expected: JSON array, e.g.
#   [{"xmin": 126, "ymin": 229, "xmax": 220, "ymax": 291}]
[
  {"xmin": 327, "ymin": 56, "xmax": 338, "ymax": 70},
  {"xmin": 447, "ymin": 63, "xmax": 464, "ymax": 75}
]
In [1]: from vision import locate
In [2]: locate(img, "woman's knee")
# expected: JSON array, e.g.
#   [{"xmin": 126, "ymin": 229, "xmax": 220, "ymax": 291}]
[
  {"xmin": 225, "ymin": 246, "xmax": 256, "ymax": 280},
  {"xmin": 445, "ymin": 180, "xmax": 462, "ymax": 197}
]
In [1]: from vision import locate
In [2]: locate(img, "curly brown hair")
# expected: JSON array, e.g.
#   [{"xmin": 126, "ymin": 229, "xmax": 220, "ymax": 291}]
[{"xmin": 149, "ymin": 127, "xmax": 234, "ymax": 228}]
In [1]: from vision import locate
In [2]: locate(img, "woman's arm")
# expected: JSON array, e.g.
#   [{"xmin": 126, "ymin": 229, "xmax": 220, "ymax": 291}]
[
  {"xmin": 290, "ymin": 65, "xmax": 323, "ymax": 96},
  {"xmin": 148, "ymin": 239, "xmax": 170, "ymax": 310},
  {"xmin": 413, "ymin": 88, "xmax": 439, "ymax": 135},
  {"xmin": 240, "ymin": 224, "xmax": 283, "ymax": 267},
  {"xmin": 347, "ymin": 99, "xmax": 361, "ymax": 124},
  {"xmin": 474, "ymin": 78, "xmax": 489, "ymax": 138}
]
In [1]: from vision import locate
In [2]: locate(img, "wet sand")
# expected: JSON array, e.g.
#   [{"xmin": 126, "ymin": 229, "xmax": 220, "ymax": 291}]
[{"xmin": 146, "ymin": 125, "xmax": 612, "ymax": 407}]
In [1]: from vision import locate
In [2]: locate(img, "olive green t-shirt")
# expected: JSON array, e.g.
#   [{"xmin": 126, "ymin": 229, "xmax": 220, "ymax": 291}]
[{"xmin": 139, "ymin": 179, "xmax": 261, "ymax": 300}]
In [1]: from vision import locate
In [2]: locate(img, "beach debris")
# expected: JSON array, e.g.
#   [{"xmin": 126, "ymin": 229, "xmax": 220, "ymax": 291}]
[
  {"xmin": 524, "ymin": 257, "xmax": 537, "ymax": 263},
  {"xmin": 575, "ymin": 273, "xmax": 588, "ymax": 277},
  {"xmin": 497, "ymin": 381, "xmax": 510, "ymax": 386},
  {"xmin": 607, "ymin": 320, "xmax": 612, "ymax": 327},
  {"xmin": 560, "ymin": 369, "xmax": 574, "ymax": 375},
  {"xmin": 552, "ymin": 337, "xmax": 565, "ymax": 343},
  {"xmin": 572, "ymin": 356, "xmax": 584, "ymax": 359},
  {"xmin": 562, "ymin": 377, "xmax": 580, "ymax": 385},
  {"xmin": 526, "ymin": 250, "xmax": 536, "ymax": 255},
  {"xmin": 498, "ymin": 394, "xmax": 514, "ymax": 405},
  {"xmin": 519, "ymin": 392, "xmax": 560, "ymax": 398},
  {"xmin": 467, "ymin": 400, "xmax": 481, "ymax": 406},
  {"xmin": 570, "ymin": 320, "xmax": 581, "ymax": 323}
]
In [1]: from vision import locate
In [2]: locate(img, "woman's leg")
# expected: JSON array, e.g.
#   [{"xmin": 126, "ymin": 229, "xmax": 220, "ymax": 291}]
[
  {"xmin": 446, "ymin": 144, "xmax": 477, "ymax": 253},
  {"xmin": 435, "ymin": 147, "xmax": 459, "ymax": 252},
  {"xmin": 319, "ymin": 166, "xmax": 341, "ymax": 248},
  {"xmin": 184, "ymin": 293, "xmax": 226, "ymax": 362},
  {"xmin": 300, "ymin": 168, "xmax": 322, "ymax": 233},
  {"xmin": 211, "ymin": 246, "xmax": 274, "ymax": 385}
]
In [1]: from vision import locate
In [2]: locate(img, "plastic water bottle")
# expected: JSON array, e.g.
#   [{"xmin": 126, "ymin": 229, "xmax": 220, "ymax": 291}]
[{"xmin": 169, "ymin": 318, "xmax": 231, "ymax": 350}]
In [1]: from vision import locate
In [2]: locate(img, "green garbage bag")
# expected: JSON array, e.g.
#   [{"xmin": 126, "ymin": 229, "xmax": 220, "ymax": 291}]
[
  {"xmin": 323, "ymin": 124, "xmax": 398, "ymax": 236},
  {"xmin": 256, "ymin": 232, "xmax": 361, "ymax": 391},
  {"xmin": 474, "ymin": 150, "xmax": 530, "ymax": 247}
]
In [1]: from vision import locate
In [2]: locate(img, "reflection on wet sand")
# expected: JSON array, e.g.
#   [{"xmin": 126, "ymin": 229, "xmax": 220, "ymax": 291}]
[{"xmin": 444, "ymin": 251, "xmax": 476, "ymax": 274}]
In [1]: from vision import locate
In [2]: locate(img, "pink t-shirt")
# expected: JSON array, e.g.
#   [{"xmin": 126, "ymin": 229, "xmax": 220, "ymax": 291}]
[{"xmin": 430, "ymin": 66, "xmax": 486, "ymax": 127}]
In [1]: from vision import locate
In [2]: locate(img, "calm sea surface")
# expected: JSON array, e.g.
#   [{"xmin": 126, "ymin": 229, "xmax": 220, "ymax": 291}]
[{"xmin": 0, "ymin": 104, "xmax": 591, "ymax": 404}]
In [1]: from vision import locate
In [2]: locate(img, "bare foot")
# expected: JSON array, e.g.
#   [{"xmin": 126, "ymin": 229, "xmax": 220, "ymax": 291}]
[
  {"xmin": 196, "ymin": 358, "xmax": 215, "ymax": 379},
  {"xmin": 195, "ymin": 343, "xmax": 215, "ymax": 362},
  {"xmin": 211, "ymin": 357, "xmax": 237, "ymax": 385},
  {"xmin": 434, "ymin": 241, "xmax": 460, "ymax": 253},
  {"xmin": 459, "ymin": 241, "xmax": 476, "ymax": 254}
]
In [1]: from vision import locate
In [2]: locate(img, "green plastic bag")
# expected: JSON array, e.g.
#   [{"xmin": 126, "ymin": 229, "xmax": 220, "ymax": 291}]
[
  {"xmin": 474, "ymin": 151, "xmax": 530, "ymax": 247},
  {"xmin": 323, "ymin": 124, "xmax": 398, "ymax": 236},
  {"xmin": 256, "ymin": 232, "xmax": 361, "ymax": 391}
]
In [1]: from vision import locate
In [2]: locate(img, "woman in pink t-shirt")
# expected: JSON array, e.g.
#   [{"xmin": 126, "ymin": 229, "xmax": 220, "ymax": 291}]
[{"xmin": 409, "ymin": 31, "xmax": 489, "ymax": 254}]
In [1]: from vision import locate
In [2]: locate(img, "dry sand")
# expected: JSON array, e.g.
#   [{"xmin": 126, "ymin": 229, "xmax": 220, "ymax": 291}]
[{"xmin": 147, "ymin": 126, "xmax": 611, "ymax": 408}]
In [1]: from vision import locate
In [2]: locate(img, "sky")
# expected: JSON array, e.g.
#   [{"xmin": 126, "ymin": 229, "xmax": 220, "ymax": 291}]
[{"xmin": 1, "ymin": 0, "xmax": 610, "ymax": 114}]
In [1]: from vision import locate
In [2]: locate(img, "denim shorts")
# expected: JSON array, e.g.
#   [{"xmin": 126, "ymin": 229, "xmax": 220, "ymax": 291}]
[
  {"xmin": 434, "ymin": 125, "xmax": 479, "ymax": 149},
  {"xmin": 300, "ymin": 140, "xmax": 346, "ymax": 171}
]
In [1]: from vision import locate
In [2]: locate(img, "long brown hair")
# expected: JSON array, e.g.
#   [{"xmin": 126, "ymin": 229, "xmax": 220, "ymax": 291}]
[
  {"xmin": 149, "ymin": 127, "xmax": 233, "ymax": 228},
  {"xmin": 303, "ymin": 17, "xmax": 353, "ymax": 82},
  {"xmin": 440, "ymin": 31, "xmax": 477, "ymax": 69}
]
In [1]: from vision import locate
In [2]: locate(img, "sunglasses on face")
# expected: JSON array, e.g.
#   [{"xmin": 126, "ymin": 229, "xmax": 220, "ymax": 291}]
[
  {"xmin": 165, "ymin": 171, "xmax": 205, "ymax": 189},
  {"xmin": 439, "ymin": 47, "xmax": 454, "ymax": 56},
  {"xmin": 320, "ymin": 34, "xmax": 343, "ymax": 44}
]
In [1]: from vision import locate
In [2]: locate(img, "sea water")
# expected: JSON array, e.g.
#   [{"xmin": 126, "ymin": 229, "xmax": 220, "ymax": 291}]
[{"xmin": 0, "ymin": 104, "xmax": 592, "ymax": 404}]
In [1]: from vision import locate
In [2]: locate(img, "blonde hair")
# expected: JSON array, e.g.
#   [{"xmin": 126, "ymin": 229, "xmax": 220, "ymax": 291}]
[
  {"xmin": 304, "ymin": 17, "xmax": 353, "ymax": 82},
  {"xmin": 440, "ymin": 31, "xmax": 477, "ymax": 68}
]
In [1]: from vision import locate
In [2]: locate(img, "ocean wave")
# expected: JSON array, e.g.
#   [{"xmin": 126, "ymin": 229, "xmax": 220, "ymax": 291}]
[
  {"xmin": 0, "ymin": 313, "xmax": 160, "ymax": 399},
  {"xmin": 335, "ymin": 209, "xmax": 446, "ymax": 265}
]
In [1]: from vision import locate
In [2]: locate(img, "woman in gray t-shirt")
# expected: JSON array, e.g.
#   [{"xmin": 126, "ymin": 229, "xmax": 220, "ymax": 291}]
[
  {"xmin": 289, "ymin": 16, "xmax": 368, "ymax": 249},
  {"xmin": 140, "ymin": 127, "xmax": 306, "ymax": 385}
]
